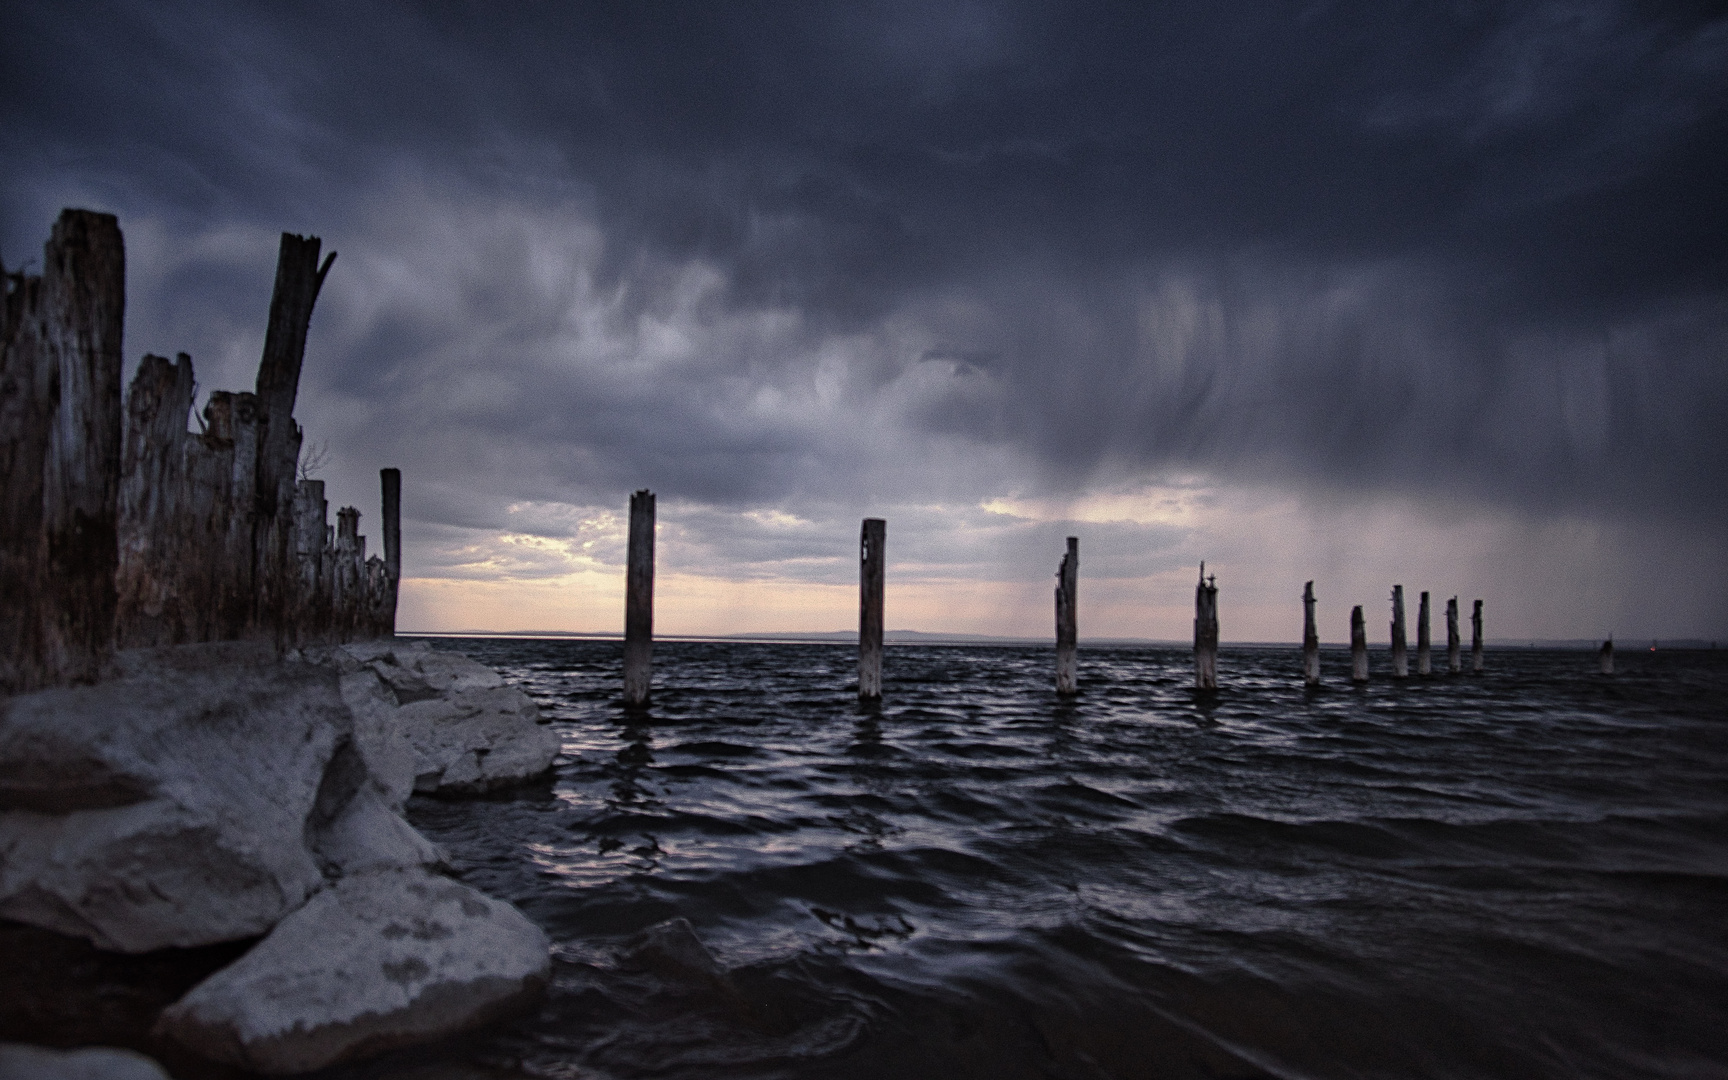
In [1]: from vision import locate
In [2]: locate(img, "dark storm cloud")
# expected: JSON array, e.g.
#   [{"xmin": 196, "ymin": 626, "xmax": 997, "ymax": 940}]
[{"xmin": 3, "ymin": 0, "xmax": 1725, "ymax": 534}]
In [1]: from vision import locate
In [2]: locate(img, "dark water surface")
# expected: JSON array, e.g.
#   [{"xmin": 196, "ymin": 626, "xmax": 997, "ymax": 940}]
[{"xmin": 377, "ymin": 640, "xmax": 1728, "ymax": 1080}]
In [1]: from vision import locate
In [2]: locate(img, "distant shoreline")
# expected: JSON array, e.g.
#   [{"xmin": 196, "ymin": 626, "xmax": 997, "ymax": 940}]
[{"xmin": 399, "ymin": 630, "xmax": 1720, "ymax": 651}]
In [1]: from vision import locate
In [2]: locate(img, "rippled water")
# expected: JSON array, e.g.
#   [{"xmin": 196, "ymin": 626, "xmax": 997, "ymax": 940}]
[{"xmin": 374, "ymin": 640, "xmax": 1728, "ymax": 1080}]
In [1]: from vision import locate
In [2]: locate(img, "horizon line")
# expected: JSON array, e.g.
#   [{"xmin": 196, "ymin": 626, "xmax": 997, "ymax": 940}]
[{"xmin": 397, "ymin": 630, "xmax": 1718, "ymax": 650}]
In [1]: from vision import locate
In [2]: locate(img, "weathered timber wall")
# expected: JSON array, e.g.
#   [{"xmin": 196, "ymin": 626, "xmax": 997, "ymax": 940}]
[
  {"xmin": 4, "ymin": 211, "xmax": 395, "ymax": 691},
  {"xmin": 114, "ymin": 232, "xmax": 393, "ymax": 649},
  {"xmin": 1, "ymin": 211, "xmax": 125, "ymax": 692}
]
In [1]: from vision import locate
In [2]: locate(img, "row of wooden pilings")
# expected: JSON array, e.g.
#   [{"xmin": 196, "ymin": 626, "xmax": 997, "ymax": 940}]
[
  {"xmin": 1288, "ymin": 579, "xmax": 1483, "ymax": 689},
  {"xmin": 614, "ymin": 494, "xmax": 1527, "ymax": 705}
]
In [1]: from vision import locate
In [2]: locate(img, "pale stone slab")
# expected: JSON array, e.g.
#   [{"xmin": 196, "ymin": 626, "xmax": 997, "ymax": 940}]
[
  {"xmin": 0, "ymin": 647, "xmax": 343, "ymax": 951},
  {"xmin": 0, "ymin": 643, "xmax": 444, "ymax": 952},
  {"xmin": 156, "ymin": 868, "xmax": 550, "ymax": 1074}
]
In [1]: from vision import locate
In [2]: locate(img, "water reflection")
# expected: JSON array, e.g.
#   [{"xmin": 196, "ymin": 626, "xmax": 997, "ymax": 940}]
[{"xmin": 610, "ymin": 720, "xmax": 656, "ymax": 801}]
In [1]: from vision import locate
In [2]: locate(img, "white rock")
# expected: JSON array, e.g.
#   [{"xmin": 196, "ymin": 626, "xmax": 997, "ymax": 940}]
[
  {"xmin": 0, "ymin": 642, "xmax": 445, "ymax": 952},
  {"xmin": 395, "ymin": 687, "xmax": 559, "ymax": 795},
  {"xmin": 155, "ymin": 867, "xmax": 551, "ymax": 1075},
  {"xmin": 324, "ymin": 643, "xmax": 555, "ymax": 797},
  {"xmin": 0, "ymin": 1044, "xmax": 174, "ymax": 1080},
  {"xmin": 308, "ymin": 783, "xmax": 445, "ymax": 878},
  {"xmin": 0, "ymin": 646, "xmax": 342, "ymax": 951},
  {"xmin": 395, "ymin": 646, "xmax": 506, "ymax": 694},
  {"xmin": 336, "ymin": 669, "xmax": 417, "ymax": 810}
]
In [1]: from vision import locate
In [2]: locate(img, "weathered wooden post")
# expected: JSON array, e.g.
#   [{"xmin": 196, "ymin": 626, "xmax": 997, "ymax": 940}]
[
  {"xmin": 1598, "ymin": 637, "xmax": 1614, "ymax": 674},
  {"xmin": 1350, "ymin": 605, "xmax": 1369, "ymax": 683},
  {"xmin": 1471, "ymin": 599, "xmax": 1484, "ymax": 673},
  {"xmin": 253, "ymin": 234, "xmax": 335, "ymax": 644},
  {"xmin": 1390, "ymin": 585, "xmax": 1408, "ymax": 679},
  {"xmin": 859, "ymin": 518, "xmax": 886, "ymax": 701},
  {"xmin": 1055, "ymin": 536, "xmax": 1078, "ymax": 695},
  {"xmin": 380, "ymin": 467, "xmax": 401, "ymax": 636},
  {"xmin": 0, "ymin": 210, "xmax": 124, "ymax": 692},
  {"xmin": 1302, "ymin": 580, "xmax": 1320, "ymax": 686},
  {"xmin": 381, "ymin": 468, "xmax": 401, "ymax": 580},
  {"xmin": 1446, "ymin": 596, "xmax": 1461, "ymax": 674},
  {"xmin": 1417, "ymin": 591, "xmax": 1432, "ymax": 676},
  {"xmin": 1194, "ymin": 563, "xmax": 1218, "ymax": 689},
  {"xmin": 623, "ymin": 489, "xmax": 655, "ymax": 706}
]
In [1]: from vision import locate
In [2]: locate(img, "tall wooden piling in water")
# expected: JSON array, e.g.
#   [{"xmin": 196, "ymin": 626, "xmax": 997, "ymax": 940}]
[
  {"xmin": 1390, "ymin": 585, "xmax": 1408, "ymax": 678},
  {"xmin": 859, "ymin": 518, "xmax": 886, "ymax": 701},
  {"xmin": 1471, "ymin": 599, "xmax": 1484, "ymax": 673},
  {"xmin": 1350, "ymin": 605, "xmax": 1369, "ymax": 683},
  {"xmin": 1446, "ymin": 596, "xmax": 1461, "ymax": 674},
  {"xmin": 623, "ymin": 489, "xmax": 655, "ymax": 706},
  {"xmin": 1599, "ymin": 638, "xmax": 1614, "ymax": 674},
  {"xmin": 1417, "ymin": 591, "xmax": 1432, "ymax": 676},
  {"xmin": 1194, "ymin": 563, "xmax": 1219, "ymax": 690},
  {"xmin": 1055, "ymin": 537, "xmax": 1078, "ymax": 695},
  {"xmin": 1302, "ymin": 581, "xmax": 1320, "ymax": 686}
]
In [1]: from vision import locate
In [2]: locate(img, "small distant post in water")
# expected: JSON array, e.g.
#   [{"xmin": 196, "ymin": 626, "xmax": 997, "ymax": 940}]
[
  {"xmin": 623, "ymin": 489, "xmax": 655, "ymax": 707},
  {"xmin": 1302, "ymin": 581, "xmax": 1320, "ymax": 686},
  {"xmin": 1416, "ymin": 591, "xmax": 1432, "ymax": 676},
  {"xmin": 859, "ymin": 518, "xmax": 886, "ymax": 701},
  {"xmin": 1471, "ymin": 599, "xmax": 1484, "ymax": 673},
  {"xmin": 1055, "ymin": 537, "xmax": 1079, "ymax": 695},
  {"xmin": 1599, "ymin": 637, "xmax": 1614, "ymax": 675},
  {"xmin": 1390, "ymin": 585, "xmax": 1408, "ymax": 679},
  {"xmin": 1350, "ymin": 605, "xmax": 1369, "ymax": 683},
  {"xmin": 1194, "ymin": 563, "xmax": 1219, "ymax": 690},
  {"xmin": 1445, "ymin": 596, "xmax": 1461, "ymax": 674}
]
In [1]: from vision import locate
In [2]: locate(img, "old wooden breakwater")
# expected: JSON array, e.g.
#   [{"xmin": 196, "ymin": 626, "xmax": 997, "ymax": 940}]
[{"xmin": 2, "ymin": 210, "xmax": 399, "ymax": 694}]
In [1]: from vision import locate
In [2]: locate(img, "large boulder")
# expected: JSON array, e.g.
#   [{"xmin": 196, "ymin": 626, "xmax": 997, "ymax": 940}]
[
  {"xmin": 155, "ymin": 867, "xmax": 551, "ymax": 1074},
  {"xmin": 326, "ymin": 642, "xmax": 558, "ymax": 797},
  {"xmin": 334, "ymin": 666, "xmax": 419, "ymax": 811},
  {"xmin": 0, "ymin": 643, "xmax": 440, "ymax": 953},
  {"xmin": 397, "ymin": 685, "xmax": 560, "ymax": 795}
]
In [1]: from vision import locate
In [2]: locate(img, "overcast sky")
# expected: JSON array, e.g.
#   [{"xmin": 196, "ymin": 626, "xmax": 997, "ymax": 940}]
[{"xmin": 5, "ymin": 1, "xmax": 1725, "ymax": 640}]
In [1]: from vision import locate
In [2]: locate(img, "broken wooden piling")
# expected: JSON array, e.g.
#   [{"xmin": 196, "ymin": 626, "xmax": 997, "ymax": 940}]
[
  {"xmin": 1350, "ymin": 605, "xmax": 1369, "ymax": 683},
  {"xmin": 1302, "ymin": 581, "xmax": 1320, "ymax": 686},
  {"xmin": 1417, "ymin": 590, "xmax": 1432, "ymax": 676},
  {"xmin": 1446, "ymin": 596, "xmax": 1461, "ymax": 674},
  {"xmin": 1055, "ymin": 537, "xmax": 1078, "ymax": 695},
  {"xmin": 1599, "ymin": 637, "xmax": 1614, "ymax": 675},
  {"xmin": 623, "ymin": 489, "xmax": 655, "ymax": 706},
  {"xmin": 1194, "ymin": 563, "xmax": 1218, "ymax": 690},
  {"xmin": 0, "ymin": 210, "xmax": 123, "ymax": 692},
  {"xmin": 1471, "ymin": 599, "xmax": 1484, "ymax": 673},
  {"xmin": 859, "ymin": 518, "xmax": 885, "ymax": 701},
  {"xmin": 1390, "ymin": 585, "xmax": 1408, "ymax": 679}
]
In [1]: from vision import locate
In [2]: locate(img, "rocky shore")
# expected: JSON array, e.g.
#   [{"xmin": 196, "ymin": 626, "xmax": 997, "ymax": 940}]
[{"xmin": 0, "ymin": 641, "xmax": 558, "ymax": 1075}]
